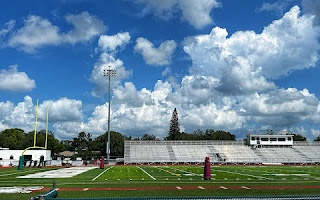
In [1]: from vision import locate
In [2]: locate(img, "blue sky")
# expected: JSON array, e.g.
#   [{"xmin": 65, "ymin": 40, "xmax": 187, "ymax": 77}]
[{"xmin": 1, "ymin": 0, "xmax": 320, "ymax": 141}]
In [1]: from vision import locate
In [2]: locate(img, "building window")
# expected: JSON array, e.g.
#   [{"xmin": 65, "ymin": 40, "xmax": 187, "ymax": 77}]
[
  {"xmin": 251, "ymin": 137, "xmax": 255, "ymax": 140},
  {"xmin": 270, "ymin": 138, "xmax": 277, "ymax": 141},
  {"xmin": 288, "ymin": 137, "xmax": 292, "ymax": 141},
  {"xmin": 10, "ymin": 155, "xmax": 14, "ymax": 160},
  {"xmin": 261, "ymin": 138, "xmax": 269, "ymax": 141},
  {"xmin": 278, "ymin": 138, "xmax": 285, "ymax": 141}
]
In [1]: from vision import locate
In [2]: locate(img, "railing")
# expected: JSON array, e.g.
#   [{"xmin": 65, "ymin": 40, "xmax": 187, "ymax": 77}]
[{"xmin": 125, "ymin": 140, "xmax": 244, "ymax": 146}]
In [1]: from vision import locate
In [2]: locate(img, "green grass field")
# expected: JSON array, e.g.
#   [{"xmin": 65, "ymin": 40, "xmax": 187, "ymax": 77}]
[{"xmin": 1, "ymin": 165, "xmax": 320, "ymax": 200}]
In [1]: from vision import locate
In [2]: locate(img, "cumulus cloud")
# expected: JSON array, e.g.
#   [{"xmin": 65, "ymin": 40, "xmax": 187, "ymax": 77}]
[
  {"xmin": 240, "ymin": 88, "xmax": 320, "ymax": 128},
  {"xmin": 134, "ymin": 37, "xmax": 176, "ymax": 66},
  {"xmin": 183, "ymin": 6, "xmax": 319, "ymax": 95},
  {"xmin": 0, "ymin": 96, "xmax": 85, "ymax": 136},
  {"xmin": 90, "ymin": 52, "xmax": 132, "ymax": 98},
  {"xmin": 98, "ymin": 32, "xmax": 131, "ymax": 52},
  {"xmin": 135, "ymin": 0, "xmax": 221, "ymax": 29},
  {"xmin": 38, "ymin": 98, "xmax": 83, "ymax": 123},
  {"xmin": 64, "ymin": 11, "xmax": 107, "ymax": 44},
  {"xmin": 4, "ymin": 12, "xmax": 106, "ymax": 52},
  {"xmin": 0, "ymin": 96, "xmax": 37, "ymax": 132},
  {"xmin": 0, "ymin": 65, "xmax": 35, "ymax": 92}
]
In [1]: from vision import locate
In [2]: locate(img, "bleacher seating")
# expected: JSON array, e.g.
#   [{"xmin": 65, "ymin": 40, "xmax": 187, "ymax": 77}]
[{"xmin": 124, "ymin": 140, "xmax": 320, "ymax": 164}]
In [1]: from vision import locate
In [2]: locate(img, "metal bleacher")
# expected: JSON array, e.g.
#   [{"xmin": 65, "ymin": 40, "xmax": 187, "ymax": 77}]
[{"xmin": 124, "ymin": 140, "xmax": 320, "ymax": 165}]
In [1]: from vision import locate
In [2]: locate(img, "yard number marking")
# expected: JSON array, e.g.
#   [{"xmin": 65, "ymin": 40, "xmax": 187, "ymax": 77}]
[{"xmin": 153, "ymin": 166, "xmax": 181, "ymax": 177}]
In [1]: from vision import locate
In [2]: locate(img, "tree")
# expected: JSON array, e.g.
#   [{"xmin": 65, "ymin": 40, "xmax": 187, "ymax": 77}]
[
  {"xmin": 166, "ymin": 108, "xmax": 180, "ymax": 140},
  {"xmin": 91, "ymin": 131, "xmax": 125, "ymax": 158},
  {"xmin": 141, "ymin": 134, "xmax": 159, "ymax": 141},
  {"xmin": 314, "ymin": 135, "xmax": 320, "ymax": 141},
  {"xmin": 0, "ymin": 128, "xmax": 25, "ymax": 149},
  {"xmin": 293, "ymin": 134, "xmax": 307, "ymax": 141},
  {"xmin": 24, "ymin": 130, "xmax": 63, "ymax": 155}
]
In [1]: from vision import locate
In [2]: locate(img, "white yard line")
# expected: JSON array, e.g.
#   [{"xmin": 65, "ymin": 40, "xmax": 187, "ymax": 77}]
[
  {"xmin": 92, "ymin": 166, "xmax": 113, "ymax": 181},
  {"xmin": 136, "ymin": 166, "xmax": 156, "ymax": 180}
]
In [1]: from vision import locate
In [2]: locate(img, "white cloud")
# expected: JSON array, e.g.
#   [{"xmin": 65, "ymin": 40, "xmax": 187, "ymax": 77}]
[
  {"xmin": 64, "ymin": 11, "xmax": 107, "ymax": 44},
  {"xmin": 183, "ymin": 6, "xmax": 319, "ymax": 95},
  {"xmin": 240, "ymin": 88, "xmax": 320, "ymax": 128},
  {"xmin": 90, "ymin": 52, "xmax": 132, "ymax": 98},
  {"xmin": 0, "ymin": 65, "xmax": 35, "ymax": 92},
  {"xmin": 135, "ymin": 0, "xmax": 221, "ymax": 29},
  {"xmin": 0, "ymin": 96, "xmax": 38, "ymax": 132},
  {"xmin": 0, "ymin": 20, "xmax": 15, "ymax": 38},
  {"xmin": 258, "ymin": 0, "xmax": 296, "ymax": 16},
  {"xmin": 0, "ymin": 96, "xmax": 84, "ymax": 138},
  {"xmin": 5, "ymin": 12, "xmax": 106, "ymax": 52},
  {"xmin": 98, "ymin": 32, "xmax": 131, "ymax": 52},
  {"xmin": 162, "ymin": 67, "xmax": 172, "ymax": 77},
  {"xmin": 311, "ymin": 129, "xmax": 320, "ymax": 137},
  {"xmin": 38, "ymin": 98, "xmax": 83, "ymax": 123},
  {"xmin": 7, "ymin": 15, "xmax": 62, "ymax": 53},
  {"xmin": 134, "ymin": 37, "xmax": 176, "ymax": 66}
]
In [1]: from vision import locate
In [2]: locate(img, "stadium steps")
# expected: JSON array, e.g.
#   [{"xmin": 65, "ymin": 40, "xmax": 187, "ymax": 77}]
[
  {"xmin": 209, "ymin": 146, "xmax": 227, "ymax": 162},
  {"xmin": 166, "ymin": 145, "xmax": 177, "ymax": 162},
  {"xmin": 207, "ymin": 145, "xmax": 219, "ymax": 161}
]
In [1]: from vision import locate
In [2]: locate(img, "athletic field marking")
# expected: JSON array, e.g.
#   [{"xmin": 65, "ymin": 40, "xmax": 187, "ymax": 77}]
[
  {"xmin": 167, "ymin": 166, "xmax": 202, "ymax": 177},
  {"xmin": 242, "ymin": 186, "xmax": 251, "ymax": 189},
  {"xmin": 83, "ymin": 188, "xmax": 89, "ymax": 191},
  {"xmin": 153, "ymin": 166, "xmax": 181, "ymax": 177},
  {"xmin": 39, "ymin": 185, "xmax": 320, "ymax": 191},
  {"xmin": 92, "ymin": 166, "xmax": 113, "ymax": 181},
  {"xmin": 215, "ymin": 169, "xmax": 269, "ymax": 180},
  {"xmin": 136, "ymin": 166, "xmax": 156, "ymax": 180},
  {"xmin": 198, "ymin": 186, "xmax": 205, "ymax": 189},
  {"xmin": 0, "ymin": 168, "xmax": 48, "ymax": 177}
]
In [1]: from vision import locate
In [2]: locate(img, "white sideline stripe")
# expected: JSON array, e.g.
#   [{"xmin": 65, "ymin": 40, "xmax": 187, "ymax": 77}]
[
  {"xmin": 242, "ymin": 186, "xmax": 251, "ymax": 189},
  {"xmin": 92, "ymin": 166, "xmax": 113, "ymax": 181},
  {"xmin": 83, "ymin": 188, "xmax": 89, "ymax": 191},
  {"xmin": 176, "ymin": 186, "xmax": 182, "ymax": 190},
  {"xmin": 198, "ymin": 186, "xmax": 205, "ymax": 189},
  {"xmin": 220, "ymin": 186, "xmax": 228, "ymax": 189},
  {"xmin": 136, "ymin": 166, "xmax": 156, "ymax": 180}
]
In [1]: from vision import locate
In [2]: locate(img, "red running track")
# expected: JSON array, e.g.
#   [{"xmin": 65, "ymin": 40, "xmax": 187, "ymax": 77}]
[{"xmin": 35, "ymin": 185, "xmax": 320, "ymax": 192}]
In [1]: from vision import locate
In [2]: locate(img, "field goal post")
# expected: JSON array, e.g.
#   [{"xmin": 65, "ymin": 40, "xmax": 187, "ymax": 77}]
[{"xmin": 18, "ymin": 99, "xmax": 49, "ymax": 170}]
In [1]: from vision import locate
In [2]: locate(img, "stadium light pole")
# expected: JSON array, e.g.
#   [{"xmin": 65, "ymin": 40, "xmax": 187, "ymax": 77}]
[{"xmin": 104, "ymin": 66, "xmax": 117, "ymax": 162}]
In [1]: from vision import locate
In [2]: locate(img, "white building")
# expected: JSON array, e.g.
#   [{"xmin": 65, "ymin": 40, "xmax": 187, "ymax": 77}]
[
  {"xmin": 247, "ymin": 130, "xmax": 294, "ymax": 147},
  {"xmin": 0, "ymin": 148, "xmax": 51, "ymax": 167}
]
